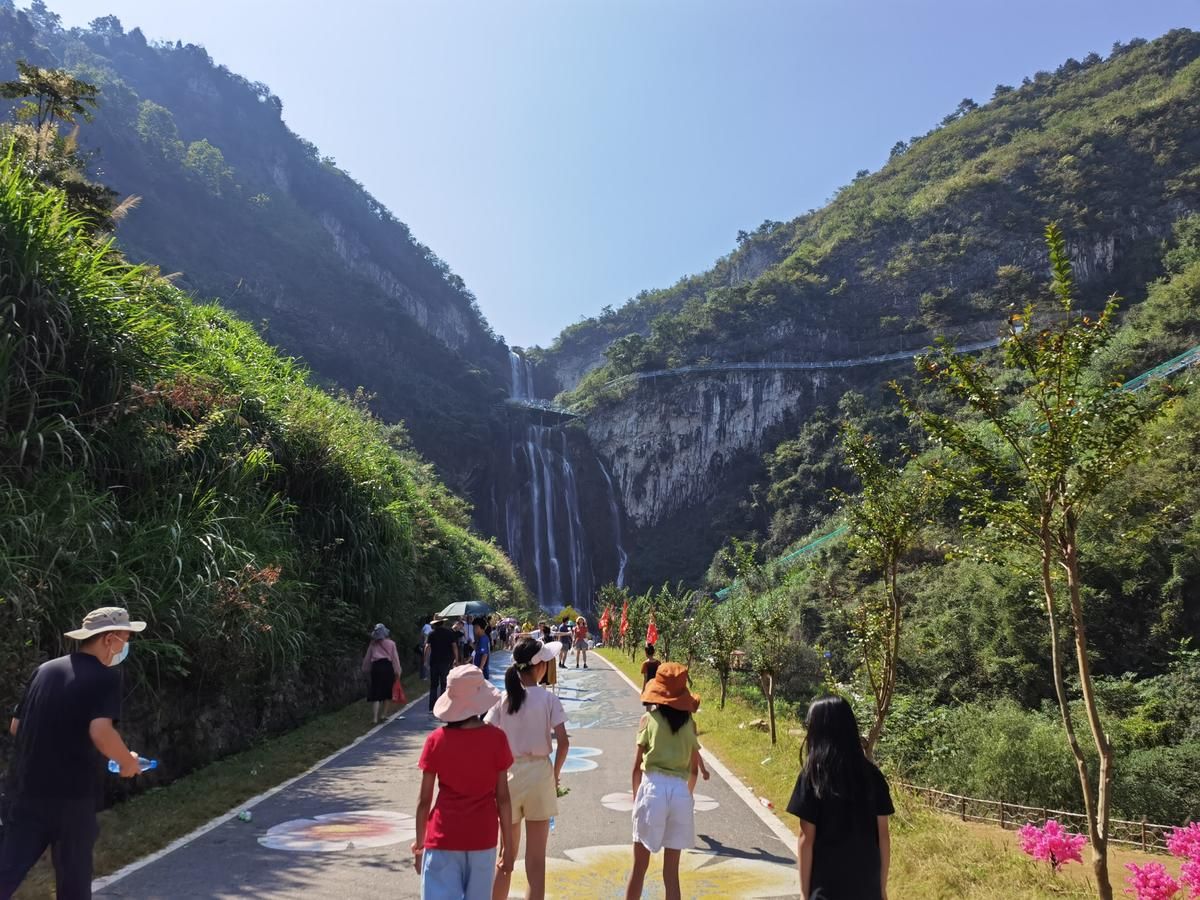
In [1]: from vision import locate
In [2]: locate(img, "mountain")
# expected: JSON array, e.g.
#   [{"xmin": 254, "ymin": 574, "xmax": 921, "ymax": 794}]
[
  {"xmin": 0, "ymin": 1, "xmax": 511, "ymax": 488},
  {"xmin": 532, "ymin": 29, "xmax": 1200, "ymax": 586},
  {"xmin": 0, "ymin": 145, "xmax": 531, "ymax": 777}
]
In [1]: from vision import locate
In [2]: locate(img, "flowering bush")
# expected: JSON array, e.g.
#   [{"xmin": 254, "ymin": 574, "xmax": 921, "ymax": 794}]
[
  {"xmin": 1168, "ymin": 824, "xmax": 1200, "ymax": 866},
  {"xmin": 1125, "ymin": 862, "xmax": 1180, "ymax": 899},
  {"xmin": 1166, "ymin": 823, "xmax": 1200, "ymax": 898},
  {"xmin": 1017, "ymin": 820, "xmax": 1087, "ymax": 871}
]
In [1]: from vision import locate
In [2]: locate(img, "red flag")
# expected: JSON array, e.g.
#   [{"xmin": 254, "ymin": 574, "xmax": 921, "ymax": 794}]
[
  {"xmin": 619, "ymin": 600, "xmax": 629, "ymax": 637},
  {"xmin": 646, "ymin": 611, "xmax": 658, "ymax": 647},
  {"xmin": 599, "ymin": 605, "xmax": 611, "ymax": 630}
]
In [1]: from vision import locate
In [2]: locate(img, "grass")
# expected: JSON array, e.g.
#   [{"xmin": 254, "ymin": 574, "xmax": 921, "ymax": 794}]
[
  {"xmin": 14, "ymin": 673, "xmax": 425, "ymax": 899},
  {"xmin": 596, "ymin": 649, "xmax": 1180, "ymax": 899}
]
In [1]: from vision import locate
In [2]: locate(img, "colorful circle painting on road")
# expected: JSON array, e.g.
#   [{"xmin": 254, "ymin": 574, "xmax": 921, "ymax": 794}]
[
  {"xmin": 507, "ymin": 844, "xmax": 796, "ymax": 898},
  {"xmin": 258, "ymin": 810, "xmax": 416, "ymax": 852},
  {"xmin": 559, "ymin": 746, "xmax": 602, "ymax": 773},
  {"xmin": 600, "ymin": 791, "xmax": 718, "ymax": 813}
]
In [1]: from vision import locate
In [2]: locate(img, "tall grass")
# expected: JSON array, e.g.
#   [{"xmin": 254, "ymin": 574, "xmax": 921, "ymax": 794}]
[{"xmin": 0, "ymin": 146, "xmax": 529, "ymax": 772}]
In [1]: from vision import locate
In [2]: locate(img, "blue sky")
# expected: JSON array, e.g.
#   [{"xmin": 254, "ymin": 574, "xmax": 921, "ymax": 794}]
[{"xmin": 42, "ymin": 1, "xmax": 1200, "ymax": 347}]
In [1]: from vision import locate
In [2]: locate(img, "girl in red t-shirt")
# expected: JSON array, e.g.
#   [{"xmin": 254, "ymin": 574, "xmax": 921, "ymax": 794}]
[
  {"xmin": 572, "ymin": 616, "xmax": 589, "ymax": 669},
  {"xmin": 413, "ymin": 666, "xmax": 515, "ymax": 899}
]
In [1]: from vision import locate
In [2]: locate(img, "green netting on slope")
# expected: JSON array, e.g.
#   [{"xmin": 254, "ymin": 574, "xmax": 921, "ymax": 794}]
[{"xmin": 711, "ymin": 342, "xmax": 1200, "ymax": 600}]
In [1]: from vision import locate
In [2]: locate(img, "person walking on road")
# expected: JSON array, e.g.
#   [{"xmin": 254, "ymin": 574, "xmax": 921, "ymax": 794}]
[
  {"xmin": 362, "ymin": 623, "xmax": 403, "ymax": 724},
  {"xmin": 640, "ymin": 643, "xmax": 660, "ymax": 686},
  {"xmin": 556, "ymin": 619, "xmax": 571, "ymax": 667},
  {"xmin": 472, "ymin": 617, "xmax": 492, "ymax": 680},
  {"xmin": 412, "ymin": 666, "xmax": 515, "ymax": 900},
  {"xmin": 0, "ymin": 607, "xmax": 147, "ymax": 900},
  {"xmin": 572, "ymin": 617, "xmax": 589, "ymax": 669},
  {"xmin": 788, "ymin": 695, "xmax": 894, "ymax": 900},
  {"xmin": 625, "ymin": 662, "xmax": 703, "ymax": 900},
  {"xmin": 485, "ymin": 637, "xmax": 570, "ymax": 900},
  {"xmin": 424, "ymin": 618, "xmax": 460, "ymax": 713}
]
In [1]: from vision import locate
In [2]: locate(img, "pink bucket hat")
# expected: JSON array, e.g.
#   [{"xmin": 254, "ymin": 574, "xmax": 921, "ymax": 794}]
[{"xmin": 433, "ymin": 665, "xmax": 502, "ymax": 723}]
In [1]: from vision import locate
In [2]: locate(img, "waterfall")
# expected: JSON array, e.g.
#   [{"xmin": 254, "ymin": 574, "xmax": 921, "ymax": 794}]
[
  {"xmin": 502, "ymin": 347, "xmax": 621, "ymax": 610},
  {"xmin": 508, "ymin": 348, "xmax": 533, "ymax": 400},
  {"xmin": 598, "ymin": 457, "xmax": 629, "ymax": 588}
]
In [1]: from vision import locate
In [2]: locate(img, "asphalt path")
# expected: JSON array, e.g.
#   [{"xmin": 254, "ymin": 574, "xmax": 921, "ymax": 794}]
[{"xmin": 95, "ymin": 650, "xmax": 799, "ymax": 899}]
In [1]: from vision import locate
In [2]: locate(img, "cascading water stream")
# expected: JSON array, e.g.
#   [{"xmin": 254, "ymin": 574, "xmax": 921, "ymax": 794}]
[
  {"xmin": 502, "ymin": 347, "xmax": 625, "ymax": 609},
  {"xmin": 598, "ymin": 458, "xmax": 629, "ymax": 588}
]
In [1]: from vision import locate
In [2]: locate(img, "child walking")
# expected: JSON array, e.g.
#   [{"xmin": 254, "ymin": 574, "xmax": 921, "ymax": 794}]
[
  {"xmin": 413, "ymin": 666, "xmax": 516, "ymax": 900},
  {"xmin": 625, "ymin": 663, "xmax": 703, "ymax": 900},
  {"xmin": 485, "ymin": 638, "xmax": 570, "ymax": 900},
  {"xmin": 787, "ymin": 695, "xmax": 894, "ymax": 900}
]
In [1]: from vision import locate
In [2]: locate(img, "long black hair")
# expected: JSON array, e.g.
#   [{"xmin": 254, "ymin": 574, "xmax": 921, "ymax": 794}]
[
  {"xmin": 655, "ymin": 705, "xmax": 691, "ymax": 735},
  {"xmin": 504, "ymin": 638, "xmax": 543, "ymax": 714},
  {"xmin": 800, "ymin": 695, "xmax": 872, "ymax": 802}
]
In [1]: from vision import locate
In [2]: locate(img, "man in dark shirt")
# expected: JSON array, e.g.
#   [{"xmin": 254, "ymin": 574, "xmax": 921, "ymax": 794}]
[
  {"xmin": 422, "ymin": 618, "xmax": 459, "ymax": 712},
  {"xmin": 472, "ymin": 617, "xmax": 491, "ymax": 679},
  {"xmin": 1, "ymin": 607, "xmax": 146, "ymax": 900}
]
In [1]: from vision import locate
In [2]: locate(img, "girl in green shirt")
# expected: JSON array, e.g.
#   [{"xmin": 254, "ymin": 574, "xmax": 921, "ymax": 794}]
[{"xmin": 625, "ymin": 662, "xmax": 704, "ymax": 900}]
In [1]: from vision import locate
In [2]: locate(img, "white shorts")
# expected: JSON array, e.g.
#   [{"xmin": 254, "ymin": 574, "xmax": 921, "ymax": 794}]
[{"xmin": 632, "ymin": 770, "xmax": 694, "ymax": 852}]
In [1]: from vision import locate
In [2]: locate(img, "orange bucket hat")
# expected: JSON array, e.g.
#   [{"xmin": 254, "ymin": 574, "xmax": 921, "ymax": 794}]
[{"xmin": 639, "ymin": 661, "xmax": 700, "ymax": 713}]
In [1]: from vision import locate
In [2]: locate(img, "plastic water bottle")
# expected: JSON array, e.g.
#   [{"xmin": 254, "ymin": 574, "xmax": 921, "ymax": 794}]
[
  {"xmin": 549, "ymin": 816, "xmax": 556, "ymax": 833},
  {"xmin": 108, "ymin": 756, "xmax": 157, "ymax": 774}
]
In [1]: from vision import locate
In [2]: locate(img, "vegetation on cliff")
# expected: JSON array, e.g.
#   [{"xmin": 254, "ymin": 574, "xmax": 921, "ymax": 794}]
[
  {"xmin": 0, "ymin": 1, "xmax": 510, "ymax": 479},
  {"xmin": 0, "ymin": 143, "xmax": 529, "ymax": 777},
  {"xmin": 551, "ymin": 29, "xmax": 1200, "ymax": 405}
]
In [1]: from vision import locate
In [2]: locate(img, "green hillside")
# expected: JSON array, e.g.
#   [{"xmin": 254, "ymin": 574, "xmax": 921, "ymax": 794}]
[
  {"xmin": 548, "ymin": 30, "xmax": 1200, "ymax": 401},
  {"xmin": 0, "ymin": 2, "xmax": 510, "ymax": 484},
  {"xmin": 0, "ymin": 145, "xmax": 529, "ymax": 777}
]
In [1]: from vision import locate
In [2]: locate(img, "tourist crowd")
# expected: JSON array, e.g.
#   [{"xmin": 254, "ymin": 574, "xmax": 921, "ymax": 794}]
[{"xmin": 1, "ymin": 607, "xmax": 894, "ymax": 900}]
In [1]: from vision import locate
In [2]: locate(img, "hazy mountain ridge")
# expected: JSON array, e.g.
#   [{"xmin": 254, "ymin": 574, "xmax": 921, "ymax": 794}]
[
  {"xmin": 0, "ymin": 1, "xmax": 511, "ymax": 483},
  {"xmin": 542, "ymin": 30, "xmax": 1200, "ymax": 397}
]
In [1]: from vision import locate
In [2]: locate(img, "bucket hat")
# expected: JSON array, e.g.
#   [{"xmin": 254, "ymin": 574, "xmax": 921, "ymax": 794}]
[
  {"xmin": 640, "ymin": 661, "xmax": 700, "ymax": 713},
  {"xmin": 433, "ymin": 665, "xmax": 502, "ymax": 722},
  {"xmin": 370, "ymin": 623, "xmax": 390, "ymax": 640},
  {"xmin": 64, "ymin": 607, "xmax": 146, "ymax": 641}
]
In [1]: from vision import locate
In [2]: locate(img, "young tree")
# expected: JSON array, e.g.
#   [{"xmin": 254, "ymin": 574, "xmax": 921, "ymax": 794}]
[
  {"xmin": 901, "ymin": 224, "xmax": 1169, "ymax": 900},
  {"xmin": 833, "ymin": 426, "xmax": 941, "ymax": 756},
  {"xmin": 678, "ymin": 593, "xmax": 715, "ymax": 670},
  {"xmin": 651, "ymin": 582, "xmax": 694, "ymax": 661},
  {"xmin": 744, "ymin": 592, "xmax": 791, "ymax": 745},
  {"xmin": 700, "ymin": 593, "xmax": 748, "ymax": 709}
]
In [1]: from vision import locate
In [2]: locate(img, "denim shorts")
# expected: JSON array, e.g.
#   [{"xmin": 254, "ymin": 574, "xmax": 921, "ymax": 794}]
[{"xmin": 421, "ymin": 846, "xmax": 497, "ymax": 900}]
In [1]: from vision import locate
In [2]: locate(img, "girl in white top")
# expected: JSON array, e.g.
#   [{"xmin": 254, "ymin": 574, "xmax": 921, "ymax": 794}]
[{"xmin": 485, "ymin": 637, "xmax": 570, "ymax": 900}]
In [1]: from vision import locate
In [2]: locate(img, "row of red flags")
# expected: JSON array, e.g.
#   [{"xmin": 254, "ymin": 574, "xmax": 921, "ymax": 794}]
[{"xmin": 597, "ymin": 601, "xmax": 657, "ymax": 646}]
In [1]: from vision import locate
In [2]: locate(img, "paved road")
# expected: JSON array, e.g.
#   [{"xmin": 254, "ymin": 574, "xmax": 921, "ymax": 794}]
[{"xmin": 96, "ymin": 651, "xmax": 798, "ymax": 899}]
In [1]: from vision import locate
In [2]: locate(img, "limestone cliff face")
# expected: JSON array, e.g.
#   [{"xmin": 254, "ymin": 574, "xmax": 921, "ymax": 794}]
[
  {"xmin": 319, "ymin": 212, "xmax": 472, "ymax": 350},
  {"xmin": 586, "ymin": 369, "xmax": 849, "ymax": 528}
]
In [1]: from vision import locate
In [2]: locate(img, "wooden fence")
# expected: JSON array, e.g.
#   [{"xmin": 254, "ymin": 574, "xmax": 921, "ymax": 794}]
[{"xmin": 902, "ymin": 783, "xmax": 1178, "ymax": 853}]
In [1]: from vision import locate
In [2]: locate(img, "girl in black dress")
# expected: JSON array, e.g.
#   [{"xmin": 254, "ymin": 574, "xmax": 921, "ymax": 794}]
[{"xmin": 787, "ymin": 696, "xmax": 894, "ymax": 900}]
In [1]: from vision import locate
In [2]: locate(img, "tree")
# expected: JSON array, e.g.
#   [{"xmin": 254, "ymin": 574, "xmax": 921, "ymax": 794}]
[
  {"xmin": 701, "ymin": 593, "xmax": 748, "ymax": 709},
  {"xmin": 744, "ymin": 592, "xmax": 791, "ymax": 744},
  {"xmin": 833, "ymin": 425, "xmax": 941, "ymax": 756},
  {"xmin": 0, "ymin": 60, "xmax": 98, "ymax": 132},
  {"xmin": 889, "ymin": 140, "xmax": 908, "ymax": 160},
  {"xmin": 650, "ymin": 582, "xmax": 694, "ymax": 661},
  {"xmin": 136, "ymin": 100, "xmax": 184, "ymax": 163},
  {"xmin": 901, "ymin": 223, "xmax": 1169, "ymax": 900},
  {"xmin": 184, "ymin": 140, "xmax": 232, "ymax": 196}
]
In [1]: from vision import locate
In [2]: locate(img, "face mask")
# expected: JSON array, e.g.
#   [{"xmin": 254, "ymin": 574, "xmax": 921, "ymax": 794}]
[{"xmin": 108, "ymin": 640, "xmax": 130, "ymax": 667}]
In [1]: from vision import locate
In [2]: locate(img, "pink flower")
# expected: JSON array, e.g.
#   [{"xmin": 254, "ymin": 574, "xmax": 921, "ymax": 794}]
[
  {"xmin": 1125, "ymin": 862, "xmax": 1181, "ymax": 900},
  {"xmin": 1017, "ymin": 820, "xmax": 1087, "ymax": 871},
  {"xmin": 1180, "ymin": 859, "xmax": 1200, "ymax": 899},
  {"xmin": 1168, "ymin": 824, "xmax": 1200, "ymax": 864}
]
